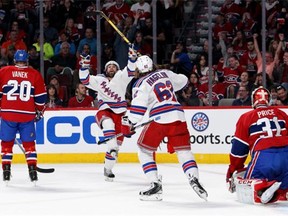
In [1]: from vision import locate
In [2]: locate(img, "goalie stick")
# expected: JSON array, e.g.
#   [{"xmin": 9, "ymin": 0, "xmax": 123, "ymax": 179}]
[
  {"xmin": 14, "ymin": 139, "xmax": 55, "ymax": 173},
  {"xmin": 97, "ymin": 116, "xmax": 160, "ymax": 145}
]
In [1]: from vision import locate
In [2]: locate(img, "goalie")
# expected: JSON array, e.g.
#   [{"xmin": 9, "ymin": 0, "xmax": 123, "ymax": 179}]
[{"xmin": 226, "ymin": 86, "xmax": 288, "ymax": 204}]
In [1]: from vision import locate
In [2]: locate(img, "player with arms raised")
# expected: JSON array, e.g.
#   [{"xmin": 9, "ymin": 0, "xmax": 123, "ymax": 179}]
[
  {"xmin": 0, "ymin": 50, "xmax": 47, "ymax": 184},
  {"xmin": 121, "ymin": 55, "xmax": 208, "ymax": 201},
  {"xmin": 227, "ymin": 86, "xmax": 288, "ymax": 204},
  {"xmin": 79, "ymin": 46, "xmax": 137, "ymax": 181}
]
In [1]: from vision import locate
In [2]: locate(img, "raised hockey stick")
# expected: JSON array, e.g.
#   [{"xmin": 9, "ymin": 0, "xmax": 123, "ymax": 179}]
[
  {"xmin": 95, "ymin": 10, "xmax": 132, "ymax": 46},
  {"xmin": 14, "ymin": 139, "xmax": 55, "ymax": 173},
  {"xmin": 97, "ymin": 116, "xmax": 160, "ymax": 145}
]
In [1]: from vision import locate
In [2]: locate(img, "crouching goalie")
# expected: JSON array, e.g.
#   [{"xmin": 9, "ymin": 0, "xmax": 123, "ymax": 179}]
[{"xmin": 226, "ymin": 86, "xmax": 288, "ymax": 204}]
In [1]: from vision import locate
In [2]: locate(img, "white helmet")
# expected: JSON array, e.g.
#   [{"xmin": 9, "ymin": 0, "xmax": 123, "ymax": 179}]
[
  {"xmin": 136, "ymin": 55, "xmax": 153, "ymax": 73},
  {"xmin": 105, "ymin": 60, "xmax": 120, "ymax": 71}
]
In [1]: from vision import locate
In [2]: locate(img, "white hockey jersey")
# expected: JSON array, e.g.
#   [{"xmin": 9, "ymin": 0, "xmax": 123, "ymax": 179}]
[
  {"xmin": 79, "ymin": 61, "xmax": 135, "ymax": 114},
  {"xmin": 129, "ymin": 69, "xmax": 188, "ymax": 124}
]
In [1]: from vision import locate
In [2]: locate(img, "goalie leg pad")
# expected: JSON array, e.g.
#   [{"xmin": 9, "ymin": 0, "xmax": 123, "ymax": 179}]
[{"xmin": 235, "ymin": 178, "xmax": 281, "ymax": 204}]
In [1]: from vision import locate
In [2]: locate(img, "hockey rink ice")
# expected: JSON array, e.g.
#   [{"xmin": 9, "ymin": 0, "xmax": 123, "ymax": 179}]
[{"xmin": 0, "ymin": 163, "xmax": 287, "ymax": 216}]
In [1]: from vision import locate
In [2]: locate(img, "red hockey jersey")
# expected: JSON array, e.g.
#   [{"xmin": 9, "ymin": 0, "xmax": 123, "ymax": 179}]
[{"xmin": 0, "ymin": 65, "xmax": 47, "ymax": 122}]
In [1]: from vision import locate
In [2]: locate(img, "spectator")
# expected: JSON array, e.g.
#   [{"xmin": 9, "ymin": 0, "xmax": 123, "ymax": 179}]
[
  {"xmin": 40, "ymin": 16, "xmax": 58, "ymax": 47},
  {"xmin": 254, "ymin": 33, "xmax": 283, "ymax": 82},
  {"xmin": 133, "ymin": 31, "xmax": 152, "ymax": 57},
  {"xmin": 274, "ymin": 50, "xmax": 288, "ymax": 89},
  {"xmin": 251, "ymin": 73, "xmax": 274, "ymax": 92},
  {"xmin": 234, "ymin": 71, "xmax": 254, "ymax": 98},
  {"xmin": 231, "ymin": 30, "xmax": 247, "ymax": 59},
  {"xmin": 220, "ymin": 55, "xmax": 244, "ymax": 98},
  {"xmin": 48, "ymin": 75, "xmax": 66, "ymax": 103},
  {"xmin": 220, "ymin": 0, "xmax": 243, "ymax": 25},
  {"xmin": 45, "ymin": 84, "xmax": 63, "ymax": 108},
  {"xmin": 198, "ymin": 70, "xmax": 226, "ymax": 106},
  {"xmin": 177, "ymin": 72, "xmax": 201, "ymax": 106},
  {"xmin": 55, "ymin": 0, "xmax": 78, "ymax": 31},
  {"xmin": 5, "ymin": 45, "xmax": 17, "ymax": 65},
  {"xmin": 101, "ymin": 42, "xmax": 115, "ymax": 73},
  {"xmin": 54, "ymin": 32, "xmax": 76, "ymax": 55},
  {"xmin": 68, "ymin": 83, "xmax": 94, "ymax": 108},
  {"xmin": 232, "ymin": 85, "xmax": 251, "ymax": 106},
  {"xmin": 114, "ymin": 15, "xmax": 139, "ymax": 69},
  {"xmin": 59, "ymin": 17, "xmax": 80, "ymax": 46},
  {"xmin": 239, "ymin": 38, "xmax": 258, "ymax": 79},
  {"xmin": 213, "ymin": 13, "xmax": 234, "ymax": 43},
  {"xmin": 47, "ymin": 41, "xmax": 77, "ymax": 78},
  {"xmin": 269, "ymin": 84, "xmax": 279, "ymax": 106},
  {"xmin": 141, "ymin": 17, "xmax": 166, "ymax": 64},
  {"xmin": 236, "ymin": 12, "xmax": 258, "ymax": 40},
  {"xmin": 193, "ymin": 54, "xmax": 209, "ymax": 85},
  {"xmin": 130, "ymin": 0, "xmax": 151, "ymax": 27},
  {"xmin": 5, "ymin": 21, "xmax": 27, "ymax": 42},
  {"xmin": 1, "ymin": 30, "xmax": 27, "ymax": 58},
  {"xmin": 104, "ymin": 0, "xmax": 131, "ymax": 35},
  {"xmin": 170, "ymin": 41, "xmax": 193, "ymax": 78},
  {"xmin": 76, "ymin": 27, "xmax": 97, "ymax": 58},
  {"xmin": 32, "ymin": 33, "xmax": 54, "ymax": 61},
  {"xmin": 28, "ymin": 45, "xmax": 40, "ymax": 70},
  {"xmin": 275, "ymin": 84, "xmax": 288, "ymax": 105},
  {"xmin": 240, "ymin": 0, "xmax": 261, "ymax": 24},
  {"xmin": 9, "ymin": 0, "xmax": 37, "ymax": 46},
  {"xmin": 73, "ymin": 43, "xmax": 97, "ymax": 91}
]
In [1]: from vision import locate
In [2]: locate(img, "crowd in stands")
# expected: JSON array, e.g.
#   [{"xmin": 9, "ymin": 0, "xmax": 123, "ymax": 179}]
[
  {"xmin": 3, "ymin": 0, "xmax": 288, "ymax": 109},
  {"xmin": 175, "ymin": 0, "xmax": 288, "ymax": 107},
  {"xmin": 0, "ymin": 0, "xmax": 186, "ymax": 108}
]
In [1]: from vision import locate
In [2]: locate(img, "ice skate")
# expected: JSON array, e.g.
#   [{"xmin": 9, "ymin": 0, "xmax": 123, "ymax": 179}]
[
  {"xmin": 189, "ymin": 177, "xmax": 208, "ymax": 201},
  {"xmin": 260, "ymin": 182, "xmax": 282, "ymax": 204},
  {"xmin": 104, "ymin": 168, "xmax": 115, "ymax": 182},
  {"xmin": 28, "ymin": 165, "xmax": 38, "ymax": 185},
  {"xmin": 139, "ymin": 181, "xmax": 163, "ymax": 201},
  {"xmin": 3, "ymin": 164, "xmax": 11, "ymax": 184}
]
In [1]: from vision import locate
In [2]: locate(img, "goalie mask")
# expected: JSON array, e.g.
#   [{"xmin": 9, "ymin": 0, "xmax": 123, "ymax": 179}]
[
  {"xmin": 136, "ymin": 55, "xmax": 153, "ymax": 73},
  {"xmin": 251, "ymin": 86, "xmax": 271, "ymax": 109}
]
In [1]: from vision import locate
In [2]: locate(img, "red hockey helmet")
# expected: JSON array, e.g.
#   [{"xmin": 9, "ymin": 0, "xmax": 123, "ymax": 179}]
[{"xmin": 251, "ymin": 86, "xmax": 271, "ymax": 109}]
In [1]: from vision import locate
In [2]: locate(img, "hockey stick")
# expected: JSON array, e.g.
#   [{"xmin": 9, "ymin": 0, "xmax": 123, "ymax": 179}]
[
  {"xmin": 95, "ymin": 10, "xmax": 132, "ymax": 46},
  {"xmin": 97, "ymin": 116, "xmax": 160, "ymax": 145},
  {"xmin": 14, "ymin": 139, "xmax": 55, "ymax": 173}
]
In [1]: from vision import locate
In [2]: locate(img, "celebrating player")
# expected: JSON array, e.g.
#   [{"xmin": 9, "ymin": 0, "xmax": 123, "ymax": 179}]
[
  {"xmin": 0, "ymin": 50, "xmax": 47, "ymax": 183},
  {"xmin": 79, "ymin": 46, "xmax": 137, "ymax": 181},
  {"xmin": 121, "ymin": 55, "xmax": 208, "ymax": 201},
  {"xmin": 227, "ymin": 86, "xmax": 288, "ymax": 204}
]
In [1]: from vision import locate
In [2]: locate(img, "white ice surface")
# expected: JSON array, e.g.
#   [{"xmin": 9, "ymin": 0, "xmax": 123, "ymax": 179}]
[{"xmin": 0, "ymin": 164, "xmax": 287, "ymax": 216}]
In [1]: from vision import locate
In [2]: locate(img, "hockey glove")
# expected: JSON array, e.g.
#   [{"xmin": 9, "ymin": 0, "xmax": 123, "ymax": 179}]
[
  {"xmin": 128, "ymin": 44, "xmax": 137, "ymax": 62},
  {"xmin": 121, "ymin": 116, "xmax": 136, "ymax": 138},
  {"xmin": 226, "ymin": 166, "xmax": 246, "ymax": 193},
  {"xmin": 35, "ymin": 110, "xmax": 43, "ymax": 122},
  {"xmin": 79, "ymin": 53, "xmax": 91, "ymax": 69}
]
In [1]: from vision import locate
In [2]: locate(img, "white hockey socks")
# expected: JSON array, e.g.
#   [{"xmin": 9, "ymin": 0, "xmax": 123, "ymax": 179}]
[
  {"xmin": 102, "ymin": 118, "xmax": 119, "ymax": 181},
  {"xmin": 138, "ymin": 147, "xmax": 159, "ymax": 183},
  {"xmin": 176, "ymin": 150, "xmax": 199, "ymax": 179}
]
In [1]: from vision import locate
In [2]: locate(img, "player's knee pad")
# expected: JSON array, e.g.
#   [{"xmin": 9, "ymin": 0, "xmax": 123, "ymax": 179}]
[
  {"xmin": 138, "ymin": 147, "xmax": 154, "ymax": 164},
  {"xmin": 22, "ymin": 141, "xmax": 36, "ymax": 152},
  {"xmin": 1, "ymin": 140, "xmax": 14, "ymax": 153},
  {"xmin": 235, "ymin": 178, "xmax": 281, "ymax": 204},
  {"xmin": 101, "ymin": 118, "xmax": 115, "ymax": 130}
]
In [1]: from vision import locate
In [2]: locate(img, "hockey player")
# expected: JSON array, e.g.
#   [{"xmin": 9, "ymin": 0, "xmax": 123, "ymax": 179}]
[
  {"xmin": 0, "ymin": 50, "xmax": 47, "ymax": 183},
  {"xmin": 227, "ymin": 86, "xmax": 288, "ymax": 204},
  {"xmin": 79, "ymin": 46, "xmax": 137, "ymax": 181},
  {"xmin": 121, "ymin": 55, "xmax": 208, "ymax": 201}
]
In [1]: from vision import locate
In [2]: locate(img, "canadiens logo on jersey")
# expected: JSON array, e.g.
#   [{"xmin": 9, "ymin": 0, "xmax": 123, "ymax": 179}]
[{"xmin": 191, "ymin": 112, "xmax": 209, "ymax": 132}]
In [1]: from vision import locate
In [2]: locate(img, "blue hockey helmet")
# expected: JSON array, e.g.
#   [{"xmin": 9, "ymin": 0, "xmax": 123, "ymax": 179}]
[{"xmin": 14, "ymin": 50, "xmax": 29, "ymax": 62}]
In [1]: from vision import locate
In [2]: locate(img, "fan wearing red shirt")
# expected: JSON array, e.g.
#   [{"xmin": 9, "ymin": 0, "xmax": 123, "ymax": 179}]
[{"xmin": 68, "ymin": 83, "xmax": 94, "ymax": 107}]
